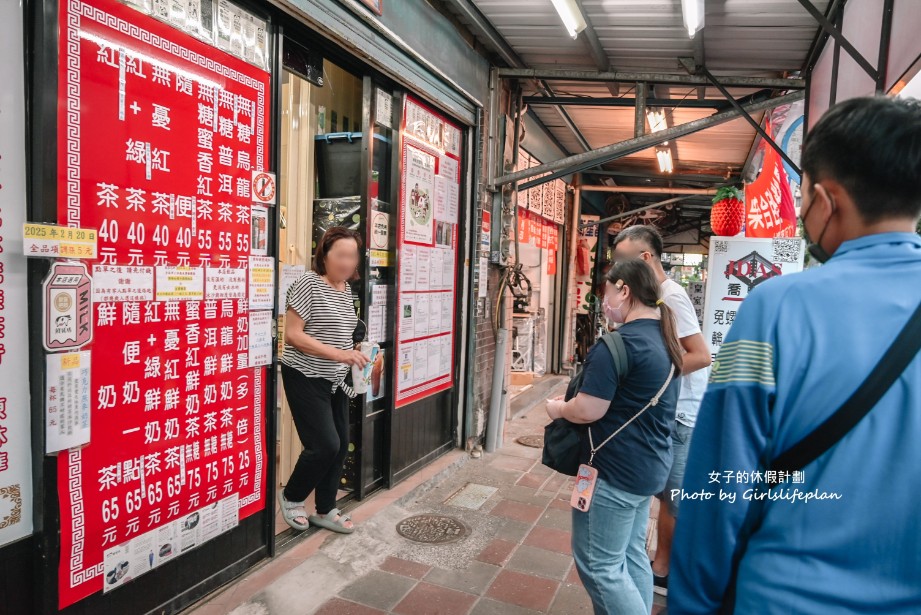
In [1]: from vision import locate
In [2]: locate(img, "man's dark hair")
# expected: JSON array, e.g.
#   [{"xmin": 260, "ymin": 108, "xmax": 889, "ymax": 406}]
[
  {"xmin": 612, "ymin": 225, "xmax": 664, "ymax": 258},
  {"xmin": 802, "ymin": 96, "xmax": 921, "ymax": 223}
]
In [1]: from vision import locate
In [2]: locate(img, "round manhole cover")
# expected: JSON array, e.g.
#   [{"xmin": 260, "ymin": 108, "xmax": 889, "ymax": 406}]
[
  {"xmin": 516, "ymin": 435, "xmax": 544, "ymax": 448},
  {"xmin": 396, "ymin": 514, "xmax": 469, "ymax": 545}
]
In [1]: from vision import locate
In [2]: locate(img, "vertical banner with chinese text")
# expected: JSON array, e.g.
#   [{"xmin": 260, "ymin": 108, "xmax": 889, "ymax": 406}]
[
  {"xmin": 56, "ymin": 0, "xmax": 270, "ymax": 606},
  {"xmin": 395, "ymin": 97, "xmax": 462, "ymax": 408}
]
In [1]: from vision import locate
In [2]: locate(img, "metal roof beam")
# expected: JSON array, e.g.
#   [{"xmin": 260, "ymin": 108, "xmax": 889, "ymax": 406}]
[
  {"xmin": 574, "ymin": 0, "xmax": 620, "ymax": 97},
  {"xmin": 496, "ymin": 68, "xmax": 805, "ymax": 90},
  {"xmin": 796, "ymin": 0, "xmax": 878, "ymax": 80},
  {"xmin": 493, "ymin": 91, "xmax": 805, "ymax": 190},
  {"xmin": 803, "ymin": 0, "xmax": 844, "ymax": 72},
  {"xmin": 579, "ymin": 196, "xmax": 696, "ymax": 229},
  {"xmin": 682, "ymin": 58, "xmax": 803, "ymax": 178},
  {"xmin": 521, "ymin": 94, "xmax": 770, "ymax": 109}
]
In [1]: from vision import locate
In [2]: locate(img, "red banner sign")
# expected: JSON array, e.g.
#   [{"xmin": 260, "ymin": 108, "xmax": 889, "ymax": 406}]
[
  {"xmin": 56, "ymin": 0, "xmax": 270, "ymax": 606},
  {"xmin": 745, "ymin": 128, "xmax": 797, "ymax": 238}
]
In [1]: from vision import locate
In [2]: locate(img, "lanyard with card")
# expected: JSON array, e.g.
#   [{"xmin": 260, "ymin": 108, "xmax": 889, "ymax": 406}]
[{"xmin": 571, "ymin": 366, "xmax": 675, "ymax": 512}]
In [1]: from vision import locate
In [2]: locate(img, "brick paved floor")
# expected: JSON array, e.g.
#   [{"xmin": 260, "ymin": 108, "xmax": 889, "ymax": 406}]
[{"xmin": 187, "ymin": 383, "xmax": 668, "ymax": 615}]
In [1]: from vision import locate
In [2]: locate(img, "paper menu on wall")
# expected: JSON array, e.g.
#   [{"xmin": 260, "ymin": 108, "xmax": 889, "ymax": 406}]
[
  {"xmin": 400, "ymin": 245, "xmax": 417, "ymax": 291},
  {"xmin": 416, "ymin": 250, "xmax": 431, "ymax": 292}
]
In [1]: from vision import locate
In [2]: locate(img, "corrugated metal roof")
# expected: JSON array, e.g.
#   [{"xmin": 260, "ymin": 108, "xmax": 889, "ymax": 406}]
[{"xmin": 448, "ymin": 0, "xmax": 826, "ymax": 240}]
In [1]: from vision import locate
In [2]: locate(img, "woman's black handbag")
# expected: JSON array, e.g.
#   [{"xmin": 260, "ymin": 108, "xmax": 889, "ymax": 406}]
[{"xmin": 542, "ymin": 332, "xmax": 629, "ymax": 476}]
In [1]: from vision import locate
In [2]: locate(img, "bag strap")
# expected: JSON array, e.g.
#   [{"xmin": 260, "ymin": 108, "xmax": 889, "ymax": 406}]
[
  {"xmin": 719, "ymin": 298, "xmax": 921, "ymax": 614},
  {"xmin": 599, "ymin": 331, "xmax": 630, "ymax": 384},
  {"xmin": 588, "ymin": 365, "xmax": 675, "ymax": 465},
  {"xmin": 766, "ymin": 297, "xmax": 921, "ymax": 484}
]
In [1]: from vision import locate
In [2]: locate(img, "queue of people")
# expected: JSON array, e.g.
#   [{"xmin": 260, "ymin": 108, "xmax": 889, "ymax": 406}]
[{"xmin": 546, "ymin": 96, "xmax": 921, "ymax": 614}]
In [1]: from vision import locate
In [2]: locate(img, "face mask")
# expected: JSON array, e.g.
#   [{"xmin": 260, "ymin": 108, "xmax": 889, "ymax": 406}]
[
  {"xmin": 603, "ymin": 295, "xmax": 628, "ymax": 324},
  {"xmin": 800, "ymin": 189, "xmax": 835, "ymax": 264}
]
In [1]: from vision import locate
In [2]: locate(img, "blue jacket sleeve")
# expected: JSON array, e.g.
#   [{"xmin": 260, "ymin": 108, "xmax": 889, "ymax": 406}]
[{"xmin": 668, "ymin": 287, "xmax": 777, "ymax": 614}]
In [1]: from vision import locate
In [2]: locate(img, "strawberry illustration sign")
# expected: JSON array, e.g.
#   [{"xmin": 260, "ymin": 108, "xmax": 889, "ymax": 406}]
[{"xmin": 251, "ymin": 171, "xmax": 276, "ymax": 205}]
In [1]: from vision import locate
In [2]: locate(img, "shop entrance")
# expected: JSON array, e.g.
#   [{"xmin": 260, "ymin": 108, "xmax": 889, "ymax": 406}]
[{"xmin": 275, "ymin": 39, "xmax": 403, "ymax": 535}]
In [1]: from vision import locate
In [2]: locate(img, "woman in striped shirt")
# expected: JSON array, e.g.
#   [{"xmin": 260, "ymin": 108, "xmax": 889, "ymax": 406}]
[{"xmin": 278, "ymin": 227, "xmax": 369, "ymax": 533}]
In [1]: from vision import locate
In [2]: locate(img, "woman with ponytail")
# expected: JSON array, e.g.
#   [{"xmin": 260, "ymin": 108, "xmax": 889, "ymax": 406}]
[{"xmin": 546, "ymin": 258, "xmax": 681, "ymax": 614}]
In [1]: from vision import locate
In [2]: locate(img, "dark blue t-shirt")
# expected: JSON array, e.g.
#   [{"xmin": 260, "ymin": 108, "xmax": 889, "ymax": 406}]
[{"xmin": 578, "ymin": 319, "xmax": 679, "ymax": 496}]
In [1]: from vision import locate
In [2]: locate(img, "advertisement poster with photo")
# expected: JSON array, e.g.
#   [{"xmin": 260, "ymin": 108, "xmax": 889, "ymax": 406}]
[
  {"xmin": 0, "ymin": 0, "xmax": 33, "ymax": 547},
  {"xmin": 702, "ymin": 237, "xmax": 805, "ymax": 359},
  {"xmin": 395, "ymin": 96, "xmax": 461, "ymax": 408},
  {"xmin": 55, "ymin": 0, "xmax": 270, "ymax": 606}
]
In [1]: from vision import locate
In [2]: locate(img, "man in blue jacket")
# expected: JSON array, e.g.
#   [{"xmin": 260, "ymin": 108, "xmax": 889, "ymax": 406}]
[{"xmin": 670, "ymin": 96, "xmax": 921, "ymax": 613}]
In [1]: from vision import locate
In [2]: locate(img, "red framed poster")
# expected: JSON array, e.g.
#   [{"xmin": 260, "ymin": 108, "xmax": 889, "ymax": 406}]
[
  {"xmin": 55, "ymin": 0, "xmax": 271, "ymax": 607},
  {"xmin": 395, "ymin": 96, "xmax": 461, "ymax": 408}
]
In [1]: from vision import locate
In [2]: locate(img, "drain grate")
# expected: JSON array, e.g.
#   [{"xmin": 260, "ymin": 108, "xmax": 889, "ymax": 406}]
[
  {"xmin": 516, "ymin": 435, "xmax": 544, "ymax": 448},
  {"xmin": 445, "ymin": 483, "xmax": 498, "ymax": 510},
  {"xmin": 396, "ymin": 514, "xmax": 469, "ymax": 545}
]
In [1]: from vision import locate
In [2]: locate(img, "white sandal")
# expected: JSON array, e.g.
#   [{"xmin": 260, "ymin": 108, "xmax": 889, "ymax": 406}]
[
  {"xmin": 277, "ymin": 489, "xmax": 309, "ymax": 531},
  {"xmin": 308, "ymin": 508, "xmax": 355, "ymax": 534}
]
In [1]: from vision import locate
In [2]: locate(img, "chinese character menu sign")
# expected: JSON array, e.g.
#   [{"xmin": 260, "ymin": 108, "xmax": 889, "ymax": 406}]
[
  {"xmin": 395, "ymin": 97, "xmax": 462, "ymax": 408},
  {"xmin": 703, "ymin": 237, "xmax": 805, "ymax": 358},
  {"xmin": 56, "ymin": 0, "xmax": 270, "ymax": 606}
]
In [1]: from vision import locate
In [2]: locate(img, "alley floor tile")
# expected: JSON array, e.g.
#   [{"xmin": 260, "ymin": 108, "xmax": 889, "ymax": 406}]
[
  {"xmin": 475, "ymin": 538, "xmax": 518, "ymax": 567},
  {"xmin": 523, "ymin": 526, "xmax": 573, "ymax": 556},
  {"xmin": 548, "ymin": 582, "xmax": 594, "ymax": 614},
  {"xmin": 424, "ymin": 561, "xmax": 501, "ymax": 595},
  {"xmin": 485, "ymin": 570, "xmax": 560, "ymax": 612},
  {"xmin": 489, "ymin": 500, "xmax": 545, "ymax": 524},
  {"xmin": 392, "ymin": 582, "xmax": 478, "ymax": 615},
  {"xmin": 468, "ymin": 598, "xmax": 542, "ymax": 615},
  {"xmin": 314, "ymin": 598, "xmax": 388, "ymax": 615},
  {"xmin": 379, "ymin": 556, "xmax": 432, "ymax": 580},
  {"xmin": 506, "ymin": 545, "xmax": 572, "ymax": 581},
  {"xmin": 338, "ymin": 570, "xmax": 416, "ymax": 612}
]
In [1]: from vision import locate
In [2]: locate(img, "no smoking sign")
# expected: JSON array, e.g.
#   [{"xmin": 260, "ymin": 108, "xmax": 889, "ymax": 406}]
[{"xmin": 252, "ymin": 171, "xmax": 277, "ymax": 205}]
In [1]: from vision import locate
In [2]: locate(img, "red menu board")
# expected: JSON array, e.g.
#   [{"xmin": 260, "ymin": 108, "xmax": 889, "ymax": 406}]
[
  {"xmin": 395, "ymin": 96, "xmax": 462, "ymax": 408},
  {"xmin": 56, "ymin": 0, "xmax": 270, "ymax": 606}
]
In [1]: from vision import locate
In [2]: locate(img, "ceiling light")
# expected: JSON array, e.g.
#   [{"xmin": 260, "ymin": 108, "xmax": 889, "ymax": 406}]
[
  {"xmin": 681, "ymin": 0, "xmax": 705, "ymax": 38},
  {"xmin": 550, "ymin": 0, "xmax": 587, "ymax": 39},
  {"xmin": 646, "ymin": 109, "xmax": 668, "ymax": 133},
  {"xmin": 656, "ymin": 148, "xmax": 674, "ymax": 174}
]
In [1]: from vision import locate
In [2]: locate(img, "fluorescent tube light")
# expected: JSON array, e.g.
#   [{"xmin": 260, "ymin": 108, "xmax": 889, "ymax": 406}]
[
  {"xmin": 550, "ymin": 0, "xmax": 587, "ymax": 39},
  {"xmin": 656, "ymin": 148, "xmax": 674, "ymax": 174},
  {"xmin": 647, "ymin": 109, "xmax": 668, "ymax": 133},
  {"xmin": 681, "ymin": 0, "xmax": 705, "ymax": 38}
]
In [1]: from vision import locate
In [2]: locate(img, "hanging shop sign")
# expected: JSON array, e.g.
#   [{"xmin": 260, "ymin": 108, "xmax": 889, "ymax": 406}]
[
  {"xmin": 55, "ymin": 0, "xmax": 270, "ymax": 606},
  {"xmin": 43, "ymin": 261, "xmax": 94, "ymax": 352},
  {"xmin": 395, "ymin": 96, "xmax": 461, "ymax": 408},
  {"xmin": 0, "ymin": 0, "xmax": 33, "ymax": 546},
  {"xmin": 702, "ymin": 237, "xmax": 805, "ymax": 358}
]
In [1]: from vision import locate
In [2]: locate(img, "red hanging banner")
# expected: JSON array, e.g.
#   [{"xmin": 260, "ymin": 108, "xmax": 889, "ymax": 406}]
[
  {"xmin": 744, "ymin": 124, "xmax": 797, "ymax": 238},
  {"xmin": 56, "ymin": 0, "xmax": 270, "ymax": 607}
]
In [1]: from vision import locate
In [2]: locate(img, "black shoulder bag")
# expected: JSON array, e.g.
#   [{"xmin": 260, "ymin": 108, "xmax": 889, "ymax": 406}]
[
  {"xmin": 542, "ymin": 332, "xmax": 631, "ymax": 476},
  {"xmin": 719, "ymin": 299, "xmax": 921, "ymax": 614}
]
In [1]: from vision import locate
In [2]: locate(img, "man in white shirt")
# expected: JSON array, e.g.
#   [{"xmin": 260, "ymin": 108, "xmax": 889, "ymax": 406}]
[{"xmin": 612, "ymin": 225, "xmax": 712, "ymax": 596}]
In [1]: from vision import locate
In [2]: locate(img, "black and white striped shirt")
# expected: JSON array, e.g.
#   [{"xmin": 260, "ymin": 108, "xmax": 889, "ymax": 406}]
[{"xmin": 282, "ymin": 271, "xmax": 358, "ymax": 397}]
